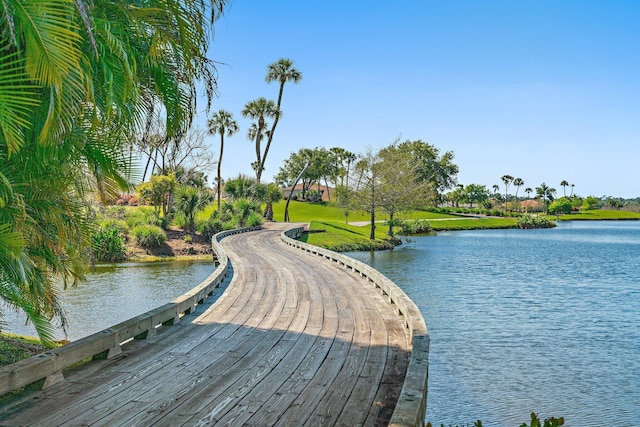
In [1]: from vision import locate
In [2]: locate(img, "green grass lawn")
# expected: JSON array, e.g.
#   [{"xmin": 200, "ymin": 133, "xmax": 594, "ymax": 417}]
[
  {"xmin": 270, "ymin": 200, "xmax": 459, "ymax": 223},
  {"xmin": 302, "ymin": 221, "xmax": 394, "ymax": 251},
  {"xmin": 429, "ymin": 217, "xmax": 519, "ymax": 230},
  {"xmin": 556, "ymin": 209, "xmax": 640, "ymax": 221}
]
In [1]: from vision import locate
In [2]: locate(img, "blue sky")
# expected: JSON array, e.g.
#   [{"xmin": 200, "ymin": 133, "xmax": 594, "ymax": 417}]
[{"xmin": 193, "ymin": 1, "xmax": 640, "ymax": 198}]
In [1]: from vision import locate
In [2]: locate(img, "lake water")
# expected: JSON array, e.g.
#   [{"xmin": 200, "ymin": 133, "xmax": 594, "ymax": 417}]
[
  {"xmin": 346, "ymin": 221, "xmax": 640, "ymax": 427},
  {"xmin": 4, "ymin": 260, "xmax": 215, "ymax": 341}
]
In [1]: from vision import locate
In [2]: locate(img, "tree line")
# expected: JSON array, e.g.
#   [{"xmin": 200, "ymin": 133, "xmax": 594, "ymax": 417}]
[{"xmin": 274, "ymin": 140, "xmax": 459, "ymax": 238}]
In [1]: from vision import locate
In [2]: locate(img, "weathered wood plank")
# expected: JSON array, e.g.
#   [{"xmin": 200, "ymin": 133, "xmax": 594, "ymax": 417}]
[{"xmin": 0, "ymin": 224, "xmax": 424, "ymax": 427}]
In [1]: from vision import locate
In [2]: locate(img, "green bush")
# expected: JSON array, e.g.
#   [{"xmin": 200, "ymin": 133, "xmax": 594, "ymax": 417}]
[
  {"xmin": 245, "ymin": 212, "xmax": 263, "ymax": 227},
  {"xmin": 183, "ymin": 234, "xmax": 192, "ymax": 243},
  {"xmin": 399, "ymin": 219, "xmax": 431, "ymax": 235},
  {"xmin": 131, "ymin": 224, "xmax": 166, "ymax": 249},
  {"xmin": 549, "ymin": 197, "xmax": 573, "ymax": 216},
  {"xmin": 125, "ymin": 207, "xmax": 162, "ymax": 228},
  {"xmin": 103, "ymin": 205, "xmax": 126, "ymax": 220},
  {"xmin": 172, "ymin": 211, "xmax": 188, "ymax": 229},
  {"xmin": 197, "ymin": 217, "xmax": 224, "ymax": 238},
  {"xmin": 98, "ymin": 219, "xmax": 129, "ymax": 237},
  {"xmin": 91, "ymin": 226, "xmax": 127, "ymax": 261},
  {"xmin": 516, "ymin": 215, "xmax": 555, "ymax": 229}
]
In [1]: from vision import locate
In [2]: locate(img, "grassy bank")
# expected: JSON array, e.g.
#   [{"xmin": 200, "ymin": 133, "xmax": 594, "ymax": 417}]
[
  {"xmin": 0, "ymin": 333, "xmax": 51, "ymax": 368},
  {"xmin": 556, "ymin": 209, "xmax": 640, "ymax": 221}
]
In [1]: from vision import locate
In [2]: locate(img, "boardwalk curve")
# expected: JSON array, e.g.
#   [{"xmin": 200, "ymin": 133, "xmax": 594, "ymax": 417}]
[{"xmin": 0, "ymin": 224, "xmax": 428, "ymax": 426}]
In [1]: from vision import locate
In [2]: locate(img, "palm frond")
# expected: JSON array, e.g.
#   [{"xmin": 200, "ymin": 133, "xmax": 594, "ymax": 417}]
[{"xmin": 0, "ymin": 46, "xmax": 39, "ymax": 154}]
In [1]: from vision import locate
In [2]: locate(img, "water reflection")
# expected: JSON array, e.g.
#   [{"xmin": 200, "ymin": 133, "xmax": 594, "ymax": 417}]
[{"xmin": 4, "ymin": 260, "xmax": 214, "ymax": 341}]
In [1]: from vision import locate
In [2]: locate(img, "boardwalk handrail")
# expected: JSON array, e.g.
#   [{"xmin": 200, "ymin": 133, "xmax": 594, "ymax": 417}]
[
  {"xmin": 0, "ymin": 226, "xmax": 262, "ymax": 396},
  {"xmin": 281, "ymin": 227, "xmax": 429, "ymax": 427}
]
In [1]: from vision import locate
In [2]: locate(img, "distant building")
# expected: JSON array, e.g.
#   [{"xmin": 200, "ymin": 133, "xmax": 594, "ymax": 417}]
[
  {"xmin": 282, "ymin": 183, "xmax": 334, "ymax": 202},
  {"xmin": 520, "ymin": 199, "xmax": 543, "ymax": 211}
]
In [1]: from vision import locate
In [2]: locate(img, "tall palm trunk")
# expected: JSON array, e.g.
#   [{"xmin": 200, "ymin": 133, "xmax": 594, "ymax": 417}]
[
  {"xmin": 217, "ymin": 134, "xmax": 224, "ymax": 208},
  {"xmin": 258, "ymin": 82, "xmax": 284, "ymax": 182}
]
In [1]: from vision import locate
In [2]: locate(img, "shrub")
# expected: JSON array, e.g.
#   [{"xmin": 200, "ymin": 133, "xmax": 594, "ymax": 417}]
[
  {"xmin": 197, "ymin": 217, "xmax": 224, "ymax": 238},
  {"xmin": 548, "ymin": 198, "xmax": 572, "ymax": 216},
  {"xmin": 399, "ymin": 219, "xmax": 431, "ymax": 235},
  {"xmin": 305, "ymin": 189, "xmax": 322, "ymax": 202},
  {"xmin": 131, "ymin": 224, "xmax": 166, "ymax": 248},
  {"xmin": 517, "ymin": 215, "xmax": 555, "ymax": 229},
  {"xmin": 91, "ymin": 226, "xmax": 127, "ymax": 262},
  {"xmin": 183, "ymin": 234, "xmax": 192, "ymax": 243},
  {"xmin": 98, "ymin": 219, "xmax": 129, "ymax": 237},
  {"xmin": 125, "ymin": 207, "xmax": 162, "ymax": 228},
  {"xmin": 245, "ymin": 212, "xmax": 263, "ymax": 227},
  {"xmin": 173, "ymin": 211, "xmax": 188, "ymax": 229},
  {"xmin": 103, "ymin": 205, "xmax": 126, "ymax": 220}
]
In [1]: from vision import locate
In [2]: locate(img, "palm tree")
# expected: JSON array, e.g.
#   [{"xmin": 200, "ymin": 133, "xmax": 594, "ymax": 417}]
[
  {"xmin": 524, "ymin": 187, "xmax": 533, "ymax": 213},
  {"xmin": 536, "ymin": 182, "xmax": 556, "ymax": 214},
  {"xmin": 258, "ymin": 58, "xmax": 302, "ymax": 181},
  {"xmin": 0, "ymin": 0, "xmax": 231, "ymax": 342},
  {"xmin": 560, "ymin": 180, "xmax": 569, "ymax": 197},
  {"xmin": 492, "ymin": 184, "xmax": 500, "ymax": 196},
  {"xmin": 175, "ymin": 186, "xmax": 214, "ymax": 231},
  {"xmin": 501, "ymin": 175, "xmax": 514, "ymax": 212},
  {"xmin": 570, "ymin": 183, "xmax": 575, "ymax": 198},
  {"xmin": 513, "ymin": 178, "xmax": 524, "ymax": 210},
  {"xmin": 242, "ymin": 98, "xmax": 278, "ymax": 181},
  {"xmin": 260, "ymin": 183, "xmax": 283, "ymax": 221},
  {"xmin": 208, "ymin": 109, "xmax": 239, "ymax": 208}
]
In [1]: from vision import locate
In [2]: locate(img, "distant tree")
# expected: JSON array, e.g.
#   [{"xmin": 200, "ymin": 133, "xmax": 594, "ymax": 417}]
[
  {"xmin": 354, "ymin": 148, "xmax": 381, "ymax": 240},
  {"xmin": 136, "ymin": 124, "xmax": 216, "ymax": 184},
  {"xmin": 501, "ymin": 175, "xmax": 514, "ymax": 212},
  {"xmin": 447, "ymin": 186, "xmax": 466, "ymax": 207},
  {"xmin": 582, "ymin": 196, "xmax": 600, "ymax": 210},
  {"xmin": 560, "ymin": 180, "xmax": 569, "ymax": 197},
  {"xmin": 138, "ymin": 173, "xmax": 178, "ymax": 216},
  {"xmin": 570, "ymin": 183, "xmax": 575, "ymax": 198},
  {"xmin": 208, "ymin": 109, "xmax": 239, "ymax": 208},
  {"xmin": 549, "ymin": 197, "xmax": 573, "ymax": 217},
  {"xmin": 607, "ymin": 198, "xmax": 624, "ymax": 210},
  {"xmin": 376, "ymin": 142, "xmax": 429, "ymax": 237},
  {"xmin": 493, "ymin": 184, "xmax": 500, "ymax": 196},
  {"xmin": 525, "ymin": 187, "xmax": 533, "ymax": 199},
  {"xmin": 524, "ymin": 187, "xmax": 533, "ymax": 212},
  {"xmin": 513, "ymin": 178, "xmax": 524, "ymax": 200},
  {"xmin": 276, "ymin": 150, "xmax": 313, "ymax": 222},
  {"xmin": 465, "ymin": 184, "xmax": 491, "ymax": 208},
  {"xmin": 395, "ymin": 139, "xmax": 459, "ymax": 206},
  {"xmin": 276, "ymin": 147, "xmax": 335, "ymax": 201},
  {"xmin": 257, "ymin": 58, "xmax": 303, "ymax": 181},
  {"xmin": 330, "ymin": 147, "xmax": 357, "ymax": 188},
  {"xmin": 354, "ymin": 159, "xmax": 369, "ymax": 192},
  {"xmin": 536, "ymin": 182, "xmax": 556, "ymax": 214},
  {"xmin": 242, "ymin": 98, "xmax": 278, "ymax": 180}
]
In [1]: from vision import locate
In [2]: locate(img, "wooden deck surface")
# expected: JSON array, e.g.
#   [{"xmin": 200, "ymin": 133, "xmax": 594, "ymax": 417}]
[{"xmin": 0, "ymin": 224, "xmax": 410, "ymax": 426}]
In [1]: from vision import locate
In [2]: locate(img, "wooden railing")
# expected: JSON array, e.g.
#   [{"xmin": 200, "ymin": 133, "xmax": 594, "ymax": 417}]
[
  {"xmin": 0, "ymin": 226, "xmax": 262, "ymax": 396},
  {"xmin": 281, "ymin": 227, "xmax": 430, "ymax": 427}
]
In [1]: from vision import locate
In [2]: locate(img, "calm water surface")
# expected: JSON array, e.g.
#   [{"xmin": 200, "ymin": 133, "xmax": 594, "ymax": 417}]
[
  {"xmin": 346, "ymin": 221, "xmax": 640, "ymax": 427},
  {"xmin": 4, "ymin": 260, "xmax": 215, "ymax": 341}
]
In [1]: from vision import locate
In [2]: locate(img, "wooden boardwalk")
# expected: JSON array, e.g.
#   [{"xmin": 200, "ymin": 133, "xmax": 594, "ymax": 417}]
[{"xmin": 0, "ymin": 224, "xmax": 410, "ymax": 426}]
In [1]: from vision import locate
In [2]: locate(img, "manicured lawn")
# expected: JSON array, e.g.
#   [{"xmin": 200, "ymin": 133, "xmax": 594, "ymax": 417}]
[
  {"xmin": 429, "ymin": 217, "xmax": 519, "ymax": 230},
  {"xmin": 270, "ymin": 200, "xmax": 459, "ymax": 223},
  {"xmin": 302, "ymin": 221, "xmax": 393, "ymax": 251},
  {"xmin": 557, "ymin": 209, "xmax": 640, "ymax": 221}
]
